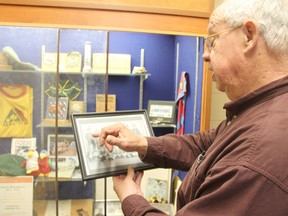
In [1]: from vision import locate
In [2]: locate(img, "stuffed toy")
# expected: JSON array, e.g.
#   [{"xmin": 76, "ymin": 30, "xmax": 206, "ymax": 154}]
[
  {"xmin": 21, "ymin": 149, "xmax": 40, "ymax": 176},
  {"xmin": 2, "ymin": 46, "xmax": 40, "ymax": 71},
  {"xmin": 38, "ymin": 149, "xmax": 52, "ymax": 177}
]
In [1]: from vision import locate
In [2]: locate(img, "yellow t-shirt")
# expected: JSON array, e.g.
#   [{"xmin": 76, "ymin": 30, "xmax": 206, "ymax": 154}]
[{"xmin": 0, "ymin": 84, "xmax": 33, "ymax": 137}]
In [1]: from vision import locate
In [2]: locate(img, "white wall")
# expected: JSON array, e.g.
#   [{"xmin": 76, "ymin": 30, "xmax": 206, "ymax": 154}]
[
  {"xmin": 214, "ymin": 0, "xmax": 225, "ymax": 7},
  {"xmin": 209, "ymin": 82, "xmax": 230, "ymax": 129},
  {"xmin": 208, "ymin": 0, "xmax": 231, "ymax": 129}
]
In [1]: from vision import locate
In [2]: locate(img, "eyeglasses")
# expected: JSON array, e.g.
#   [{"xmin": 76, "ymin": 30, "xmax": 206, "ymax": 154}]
[{"xmin": 204, "ymin": 25, "xmax": 243, "ymax": 50}]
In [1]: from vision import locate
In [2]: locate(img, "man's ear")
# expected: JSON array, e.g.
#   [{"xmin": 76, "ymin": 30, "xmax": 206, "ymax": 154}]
[{"xmin": 243, "ymin": 19, "xmax": 260, "ymax": 52}]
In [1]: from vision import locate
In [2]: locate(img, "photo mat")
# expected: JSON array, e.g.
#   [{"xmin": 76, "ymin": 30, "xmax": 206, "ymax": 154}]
[{"xmin": 71, "ymin": 110, "xmax": 155, "ymax": 180}]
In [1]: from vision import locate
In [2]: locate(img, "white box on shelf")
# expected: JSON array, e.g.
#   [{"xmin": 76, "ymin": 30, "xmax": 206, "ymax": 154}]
[
  {"xmin": 41, "ymin": 46, "xmax": 82, "ymax": 73},
  {"xmin": 92, "ymin": 53, "xmax": 131, "ymax": 74}
]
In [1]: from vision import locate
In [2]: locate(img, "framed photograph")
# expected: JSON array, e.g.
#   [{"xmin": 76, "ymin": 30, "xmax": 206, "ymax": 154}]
[
  {"xmin": 69, "ymin": 101, "xmax": 85, "ymax": 120},
  {"xmin": 45, "ymin": 97, "xmax": 69, "ymax": 120},
  {"xmin": 71, "ymin": 110, "xmax": 155, "ymax": 180},
  {"xmin": 47, "ymin": 134, "xmax": 78, "ymax": 167},
  {"xmin": 146, "ymin": 177, "xmax": 169, "ymax": 204},
  {"xmin": 11, "ymin": 138, "xmax": 37, "ymax": 159},
  {"xmin": 147, "ymin": 100, "xmax": 176, "ymax": 124}
]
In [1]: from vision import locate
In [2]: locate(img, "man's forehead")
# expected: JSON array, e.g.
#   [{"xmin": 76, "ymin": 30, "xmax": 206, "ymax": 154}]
[
  {"xmin": 208, "ymin": 8, "xmax": 225, "ymax": 32},
  {"xmin": 207, "ymin": 22, "xmax": 227, "ymax": 34}
]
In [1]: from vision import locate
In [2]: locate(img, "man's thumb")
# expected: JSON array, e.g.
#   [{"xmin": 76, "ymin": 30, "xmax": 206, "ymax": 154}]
[{"xmin": 127, "ymin": 166, "xmax": 135, "ymax": 179}]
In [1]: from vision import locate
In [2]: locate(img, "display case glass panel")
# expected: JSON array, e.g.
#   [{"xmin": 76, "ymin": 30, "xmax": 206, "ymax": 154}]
[{"xmin": 0, "ymin": 26, "xmax": 108, "ymax": 215}]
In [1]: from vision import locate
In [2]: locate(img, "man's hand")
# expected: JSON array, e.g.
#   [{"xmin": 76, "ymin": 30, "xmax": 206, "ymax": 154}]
[
  {"xmin": 113, "ymin": 166, "xmax": 144, "ymax": 202},
  {"xmin": 92, "ymin": 123, "xmax": 148, "ymax": 155}
]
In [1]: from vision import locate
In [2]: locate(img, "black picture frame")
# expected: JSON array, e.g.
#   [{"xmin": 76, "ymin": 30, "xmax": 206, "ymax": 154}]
[
  {"xmin": 71, "ymin": 110, "xmax": 155, "ymax": 180},
  {"xmin": 147, "ymin": 100, "xmax": 176, "ymax": 124}
]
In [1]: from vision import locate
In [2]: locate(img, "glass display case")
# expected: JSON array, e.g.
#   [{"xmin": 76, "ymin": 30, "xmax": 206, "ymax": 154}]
[{"xmin": 0, "ymin": 25, "xmax": 204, "ymax": 215}]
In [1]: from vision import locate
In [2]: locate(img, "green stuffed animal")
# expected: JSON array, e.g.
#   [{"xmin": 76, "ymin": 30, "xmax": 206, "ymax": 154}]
[
  {"xmin": 2, "ymin": 46, "xmax": 40, "ymax": 71},
  {"xmin": 0, "ymin": 154, "xmax": 27, "ymax": 176}
]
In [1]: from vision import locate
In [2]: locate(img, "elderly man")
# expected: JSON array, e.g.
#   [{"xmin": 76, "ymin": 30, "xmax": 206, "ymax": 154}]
[{"xmin": 94, "ymin": 0, "xmax": 288, "ymax": 215}]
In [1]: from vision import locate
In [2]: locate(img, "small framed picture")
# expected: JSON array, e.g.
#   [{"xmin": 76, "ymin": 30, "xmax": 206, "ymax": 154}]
[
  {"xmin": 147, "ymin": 100, "xmax": 176, "ymax": 124},
  {"xmin": 11, "ymin": 138, "xmax": 37, "ymax": 158},
  {"xmin": 47, "ymin": 134, "xmax": 78, "ymax": 167},
  {"xmin": 146, "ymin": 177, "xmax": 169, "ymax": 204},
  {"xmin": 71, "ymin": 110, "xmax": 155, "ymax": 180},
  {"xmin": 45, "ymin": 97, "xmax": 69, "ymax": 120},
  {"xmin": 69, "ymin": 101, "xmax": 85, "ymax": 120}
]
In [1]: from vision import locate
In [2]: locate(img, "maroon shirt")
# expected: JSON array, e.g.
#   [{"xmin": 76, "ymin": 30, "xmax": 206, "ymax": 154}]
[{"xmin": 122, "ymin": 76, "xmax": 288, "ymax": 215}]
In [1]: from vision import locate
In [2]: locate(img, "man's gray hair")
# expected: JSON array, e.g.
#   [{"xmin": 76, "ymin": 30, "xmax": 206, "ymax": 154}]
[{"xmin": 217, "ymin": 0, "xmax": 288, "ymax": 54}]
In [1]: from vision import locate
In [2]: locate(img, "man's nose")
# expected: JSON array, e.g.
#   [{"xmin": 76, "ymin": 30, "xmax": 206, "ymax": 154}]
[{"xmin": 202, "ymin": 49, "xmax": 210, "ymax": 62}]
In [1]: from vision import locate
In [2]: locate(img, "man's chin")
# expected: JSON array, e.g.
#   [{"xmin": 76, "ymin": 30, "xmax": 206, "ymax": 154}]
[{"xmin": 215, "ymin": 84, "xmax": 225, "ymax": 93}]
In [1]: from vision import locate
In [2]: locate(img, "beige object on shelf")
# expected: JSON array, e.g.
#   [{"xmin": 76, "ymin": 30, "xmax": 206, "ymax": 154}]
[
  {"xmin": 0, "ymin": 53, "xmax": 8, "ymax": 64},
  {"xmin": 0, "ymin": 52, "xmax": 12, "ymax": 71},
  {"xmin": 42, "ymin": 119, "xmax": 71, "ymax": 126},
  {"xmin": 96, "ymin": 94, "xmax": 116, "ymax": 112},
  {"xmin": 0, "ymin": 65, "xmax": 12, "ymax": 70},
  {"xmin": 34, "ymin": 199, "xmax": 93, "ymax": 216},
  {"xmin": 41, "ymin": 46, "xmax": 82, "ymax": 73},
  {"xmin": 92, "ymin": 53, "xmax": 131, "ymax": 74}
]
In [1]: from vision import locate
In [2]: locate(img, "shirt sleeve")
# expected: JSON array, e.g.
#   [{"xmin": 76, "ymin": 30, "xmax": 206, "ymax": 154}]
[
  {"xmin": 122, "ymin": 195, "xmax": 168, "ymax": 216},
  {"xmin": 142, "ymin": 129, "xmax": 216, "ymax": 171}
]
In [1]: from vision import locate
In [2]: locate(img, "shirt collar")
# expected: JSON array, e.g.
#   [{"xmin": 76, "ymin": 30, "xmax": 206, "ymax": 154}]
[{"xmin": 224, "ymin": 75, "xmax": 288, "ymax": 121}]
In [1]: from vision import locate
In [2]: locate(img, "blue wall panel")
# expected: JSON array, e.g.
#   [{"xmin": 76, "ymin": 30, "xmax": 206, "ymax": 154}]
[
  {"xmin": 108, "ymin": 31, "xmax": 176, "ymax": 110},
  {"xmin": 175, "ymin": 36, "xmax": 204, "ymax": 134}
]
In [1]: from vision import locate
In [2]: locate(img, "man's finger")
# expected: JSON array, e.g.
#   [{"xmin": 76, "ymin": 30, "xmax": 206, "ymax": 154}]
[
  {"xmin": 106, "ymin": 135, "xmax": 121, "ymax": 147},
  {"xmin": 91, "ymin": 131, "xmax": 100, "ymax": 138},
  {"xmin": 105, "ymin": 143, "xmax": 114, "ymax": 152},
  {"xmin": 135, "ymin": 171, "xmax": 143, "ymax": 185},
  {"xmin": 127, "ymin": 166, "xmax": 135, "ymax": 179}
]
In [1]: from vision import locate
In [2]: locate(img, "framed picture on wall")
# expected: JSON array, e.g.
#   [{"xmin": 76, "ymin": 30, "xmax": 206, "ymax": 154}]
[{"xmin": 71, "ymin": 110, "xmax": 155, "ymax": 180}]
